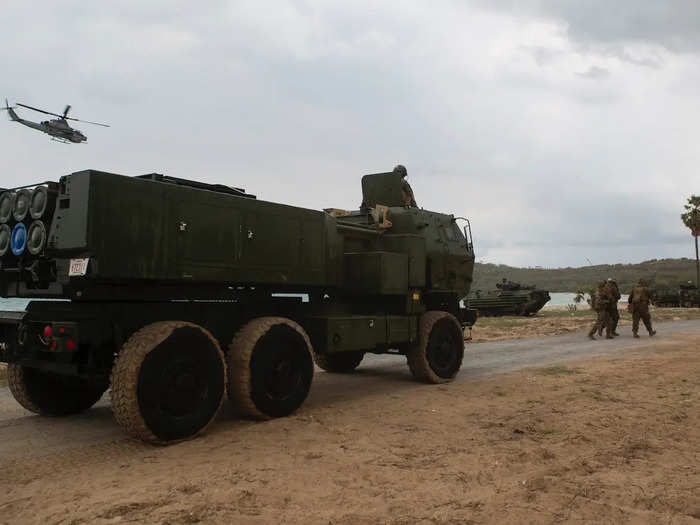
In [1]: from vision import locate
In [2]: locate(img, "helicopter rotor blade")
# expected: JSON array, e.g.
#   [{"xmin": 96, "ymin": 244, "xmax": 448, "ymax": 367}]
[
  {"xmin": 64, "ymin": 116, "xmax": 110, "ymax": 127},
  {"xmin": 17, "ymin": 102, "xmax": 110, "ymax": 127},
  {"xmin": 16, "ymin": 103, "xmax": 65, "ymax": 118}
]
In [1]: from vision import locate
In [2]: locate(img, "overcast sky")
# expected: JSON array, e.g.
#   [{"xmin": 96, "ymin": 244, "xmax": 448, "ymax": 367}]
[{"xmin": 2, "ymin": 1, "xmax": 698, "ymax": 268}]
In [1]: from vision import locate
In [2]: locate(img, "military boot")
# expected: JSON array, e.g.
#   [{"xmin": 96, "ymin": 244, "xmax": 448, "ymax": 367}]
[
  {"xmin": 588, "ymin": 334, "xmax": 596, "ymax": 340},
  {"xmin": 649, "ymin": 330, "xmax": 656, "ymax": 337},
  {"xmin": 633, "ymin": 333, "xmax": 640, "ymax": 338}
]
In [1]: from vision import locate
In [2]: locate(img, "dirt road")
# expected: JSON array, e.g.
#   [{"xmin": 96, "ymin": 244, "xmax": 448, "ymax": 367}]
[{"xmin": 1, "ymin": 320, "xmax": 699, "ymax": 524}]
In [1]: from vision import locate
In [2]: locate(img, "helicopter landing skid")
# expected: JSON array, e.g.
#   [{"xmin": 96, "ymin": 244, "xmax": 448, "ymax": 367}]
[{"xmin": 50, "ymin": 137, "xmax": 74, "ymax": 144}]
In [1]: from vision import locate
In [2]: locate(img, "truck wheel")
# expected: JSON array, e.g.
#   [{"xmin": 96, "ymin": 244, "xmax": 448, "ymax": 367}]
[
  {"xmin": 407, "ymin": 311, "xmax": 464, "ymax": 384},
  {"xmin": 313, "ymin": 351, "xmax": 365, "ymax": 373},
  {"xmin": 111, "ymin": 321, "xmax": 226, "ymax": 444},
  {"xmin": 228, "ymin": 317, "xmax": 313, "ymax": 420},
  {"xmin": 7, "ymin": 364, "xmax": 106, "ymax": 416}
]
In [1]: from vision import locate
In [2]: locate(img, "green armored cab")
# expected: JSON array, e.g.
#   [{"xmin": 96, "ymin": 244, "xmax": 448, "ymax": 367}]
[
  {"xmin": 467, "ymin": 279, "xmax": 551, "ymax": 316},
  {"xmin": 0, "ymin": 169, "xmax": 476, "ymax": 444}
]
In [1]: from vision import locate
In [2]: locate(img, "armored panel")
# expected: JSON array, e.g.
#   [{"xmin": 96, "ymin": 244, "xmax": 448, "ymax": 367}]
[
  {"xmin": 309, "ymin": 315, "xmax": 386, "ymax": 354},
  {"xmin": 2, "ymin": 170, "xmax": 341, "ymax": 298},
  {"xmin": 377, "ymin": 234, "xmax": 426, "ymax": 287},
  {"xmin": 49, "ymin": 172, "xmax": 90, "ymax": 251},
  {"xmin": 343, "ymin": 251, "xmax": 408, "ymax": 295},
  {"xmin": 386, "ymin": 315, "xmax": 417, "ymax": 345},
  {"xmin": 361, "ymin": 172, "xmax": 404, "ymax": 208},
  {"xmin": 307, "ymin": 314, "xmax": 418, "ymax": 354}
]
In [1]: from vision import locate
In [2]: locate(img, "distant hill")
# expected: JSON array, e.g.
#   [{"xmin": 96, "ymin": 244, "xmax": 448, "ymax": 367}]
[{"xmin": 472, "ymin": 258, "xmax": 699, "ymax": 293}]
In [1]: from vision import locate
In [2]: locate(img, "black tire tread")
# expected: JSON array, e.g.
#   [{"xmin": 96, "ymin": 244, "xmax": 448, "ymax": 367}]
[
  {"xmin": 7, "ymin": 363, "xmax": 105, "ymax": 416},
  {"xmin": 110, "ymin": 321, "xmax": 225, "ymax": 444},
  {"xmin": 312, "ymin": 350, "xmax": 365, "ymax": 373},
  {"xmin": 7, "ymin": 364, "xmax": 41, "ymax": 414},
  {"xmin": 228, "ymin": 316, "xmax": 313, "ymax": 420},
  {"xmin": 407, "ymin": 311, "xmax": 464, "ymax": 384}
]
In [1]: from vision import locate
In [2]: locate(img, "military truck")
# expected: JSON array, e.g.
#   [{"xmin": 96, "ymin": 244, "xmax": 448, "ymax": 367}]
[
  {"xmin": 466, "ymin": 279, "xmax": 550, "ymax": 316},
  {"xmin": 0, "ymin": 170, "xmax": 476, "ymax": 444}
]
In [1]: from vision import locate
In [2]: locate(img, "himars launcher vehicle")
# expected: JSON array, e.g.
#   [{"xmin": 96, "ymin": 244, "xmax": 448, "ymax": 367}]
[{"xmin": 0, "ymin": 170, "xmax": 476, "ymax": 443}]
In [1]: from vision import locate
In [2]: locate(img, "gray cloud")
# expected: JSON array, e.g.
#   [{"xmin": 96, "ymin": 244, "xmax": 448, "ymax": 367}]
[
  {"xmin": 477, "ymin": 0, "xmax": 700, "ymax": 53},
  {"xmin": 576, "ymin": 65, "xmax": 610, "ymax": 79}
]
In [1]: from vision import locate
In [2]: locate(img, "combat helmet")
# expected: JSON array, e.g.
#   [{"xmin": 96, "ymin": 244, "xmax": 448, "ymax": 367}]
[{"xmin": 393, "ymin": 164, "xmax": 408, "ymax": 178}]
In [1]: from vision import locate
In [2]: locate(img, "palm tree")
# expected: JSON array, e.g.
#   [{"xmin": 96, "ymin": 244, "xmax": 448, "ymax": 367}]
[{"xmin": 681, "ymin": 195, "xmax": 700, "ymax": 287}]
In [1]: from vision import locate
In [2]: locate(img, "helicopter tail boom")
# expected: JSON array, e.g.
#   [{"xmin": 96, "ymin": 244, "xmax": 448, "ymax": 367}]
[{"xmin": 2, "ymin": 99, "xmax": 20, "ymax": 121}]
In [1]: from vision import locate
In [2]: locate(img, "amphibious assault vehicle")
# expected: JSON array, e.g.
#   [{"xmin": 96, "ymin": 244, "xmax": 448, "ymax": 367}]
[
  {"xmin": 651, "ymin": 282, "xmax": 699, "ymax": 308},
  {"xmin": 466, "ymin": 279, "xmax": 550, "ymax": 316},
  {"xmin": 651, "ymin": 287, "xmax": 681, "ymax": 307},
  {"xmin": 0, "ymin": 169, "xmax": 476, "ymax": 444},
  {"xmin": 679, "ymin": 282, "xmax": 699, "ymax": 307}
]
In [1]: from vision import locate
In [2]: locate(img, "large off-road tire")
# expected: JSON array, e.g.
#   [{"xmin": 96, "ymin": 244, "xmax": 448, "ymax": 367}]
[
  {"xmin": 7, "ymin": 364, "xmax": 106, "ymax": 416},
  {"xmin": 312, "ymin": 350, "xmax": 365, "ymax": 373},
  {"xmin": 407, "ymin": 311, "xmax": 464, "ymax": 384},
  {"xmin": 111, "ymin": 321, "xmax": 226, "ymax": 444},
  {"xmin": 228, "ymin": 317, "xmax": 314, "ymax": 420}
]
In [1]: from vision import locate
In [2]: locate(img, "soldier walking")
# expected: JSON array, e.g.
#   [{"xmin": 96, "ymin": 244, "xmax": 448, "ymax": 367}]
[
  {"xmin": 628, "ymin": 279, "xmax": 656, "ymax": 338},
  {"xmin": 605, "ymin": 278, "xmax": 621, "ymax": 336},
  {"xmin": 589, "ymin": 281, "xmax": 612, "ymax": 340}
]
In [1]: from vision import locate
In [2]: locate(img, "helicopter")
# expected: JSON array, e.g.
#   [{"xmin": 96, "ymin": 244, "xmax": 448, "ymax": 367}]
[{"xmin": 2, "ymin": 99, "xmax": 109, "ymax": 143}]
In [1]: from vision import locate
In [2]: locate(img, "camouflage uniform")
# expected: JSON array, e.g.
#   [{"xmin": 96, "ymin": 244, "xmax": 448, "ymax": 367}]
[
  {"xmin": 602, "ymin": 278, "xmax": 621, "ymax": 336},
  {"xmin": 628, "ymin": 279, "xmax": 656, "ymax": 338},
  {"xmin": 589, "ymin": 282, "xmax": 612, "ymax": 340},
  {"xmin": 393, "ymin": 165, "xmax": 417, "ymax": 208}
]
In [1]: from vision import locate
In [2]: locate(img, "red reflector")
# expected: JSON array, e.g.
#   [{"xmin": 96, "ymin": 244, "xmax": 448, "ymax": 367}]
[
  {"xmin": 43, "ymin": 325, "xmax": 52, "ymax": 338},
  {"xmin": 59, "ymin": 327, "xmax": 66, "ymax": 334},
  {"xmin": 66, "ymin": 340, "xmax": 76, "ymax": 351},
  {"xmin": 51, "ymin": 340, "xmax": 57, "ymax": 350}
]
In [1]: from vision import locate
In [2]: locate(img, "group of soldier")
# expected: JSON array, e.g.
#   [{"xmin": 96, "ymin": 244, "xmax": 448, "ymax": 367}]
[{"xmin": 588, "ymin": 278, "xmax": 656, "ymax": 340}]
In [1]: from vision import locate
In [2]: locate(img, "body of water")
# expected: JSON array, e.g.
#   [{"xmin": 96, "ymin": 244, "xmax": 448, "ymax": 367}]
[
  {"xmin": 548, "ymin": 292, "xmax": 582, "ymax": 306},
  {"xmin": 547, "ymin": 292, "xmax": 628, "ymax": 306}
]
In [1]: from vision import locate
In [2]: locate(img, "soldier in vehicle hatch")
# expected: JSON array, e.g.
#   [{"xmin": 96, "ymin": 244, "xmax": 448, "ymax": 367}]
[
  {"xmin": 628, "ymin": 279, "xmax": 656, "ymax": 338},
  {"xmin": 601, "ymin": 277, "xmax": 621, "ymax": 337},
  {"xmin": 393, "ymin": 164, "xmax": 417, "ymax": 208},
  {"xmin": 589, "ymin": 281, "xmax": 612, "ymax": 340}
]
